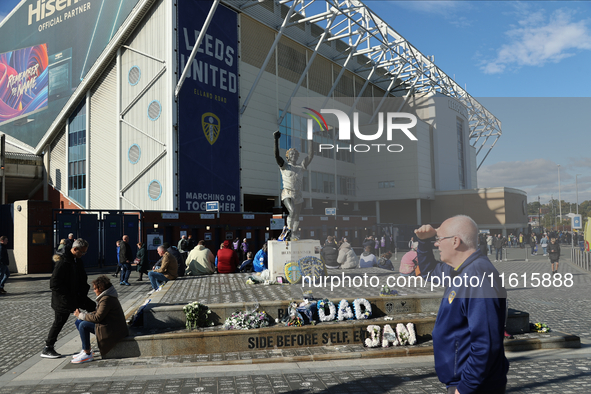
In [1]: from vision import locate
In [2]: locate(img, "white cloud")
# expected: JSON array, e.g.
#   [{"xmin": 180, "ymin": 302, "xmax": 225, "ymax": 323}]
[
  {"xmin": 478, "ymin": 158, "xmax": 591, "ymax": 203},
  {"xmin": 481, "ymin": 8, "xmax": 591, "ymax": 74}
]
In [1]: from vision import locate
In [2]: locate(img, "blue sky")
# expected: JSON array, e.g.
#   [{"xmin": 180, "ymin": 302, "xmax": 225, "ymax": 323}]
[{"xmin": 1, "ymin": 0, "xmax": 589, "ymax": 206}]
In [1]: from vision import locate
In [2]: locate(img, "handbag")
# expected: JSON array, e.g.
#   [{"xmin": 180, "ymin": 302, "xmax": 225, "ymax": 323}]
[{"xmin": 133, "ymin": 257, "xmax": 141, "ymax": 265}]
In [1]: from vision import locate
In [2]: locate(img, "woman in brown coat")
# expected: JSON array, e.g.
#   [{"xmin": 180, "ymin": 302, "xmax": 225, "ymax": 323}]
[{"xmin": 71, "ymin": 275, "xmax": 128, "ymax": 363}]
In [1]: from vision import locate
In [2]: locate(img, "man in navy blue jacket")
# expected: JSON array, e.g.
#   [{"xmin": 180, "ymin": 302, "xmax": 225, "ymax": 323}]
[{"xmin": 415, "ymin": 215, "xmax": 508, "ymax": 394}]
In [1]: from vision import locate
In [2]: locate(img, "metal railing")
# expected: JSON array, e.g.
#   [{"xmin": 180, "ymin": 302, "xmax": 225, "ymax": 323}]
[{"xmin": 572, "ymin": 248, "xmax": 591, "ymax": 271}]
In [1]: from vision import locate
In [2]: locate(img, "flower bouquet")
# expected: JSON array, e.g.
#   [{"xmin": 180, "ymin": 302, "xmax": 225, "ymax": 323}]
[
  {"xmin": 224, "ymin": 309, "xmax": 270, "ymax": 330},
  {"xmin": 379, "ymin": 285, "xmax": 398, "ymax": 297},
  {"xmin": 183, "ymin": 301, "xmax": 213, "ymax": 329},
  {"xmin": 530, "ymin": 322, "xmax": 551, "ymax": 333}
]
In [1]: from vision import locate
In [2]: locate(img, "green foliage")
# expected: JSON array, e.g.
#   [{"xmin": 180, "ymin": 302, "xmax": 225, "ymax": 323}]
[
  {"xmin": 527, "ymin": 201, "xmax": 541, "ymax": 215},
  {"xmin": 183, "ymin": 301, "xmax": 213, "ymax": 329}
]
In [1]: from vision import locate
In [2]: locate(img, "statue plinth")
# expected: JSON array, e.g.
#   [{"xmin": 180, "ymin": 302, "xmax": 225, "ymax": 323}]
[{"xmin": 268, "ymin": 239, "xmax": 324, "ymax": 283}]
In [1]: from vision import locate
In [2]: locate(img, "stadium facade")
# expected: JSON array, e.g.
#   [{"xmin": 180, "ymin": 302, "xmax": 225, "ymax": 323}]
[{"xmin": 0, "ymin": 0, "xmax": 528, "ymax": 271}]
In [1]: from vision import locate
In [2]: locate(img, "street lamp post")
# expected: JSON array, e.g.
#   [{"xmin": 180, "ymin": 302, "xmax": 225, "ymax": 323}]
[
  {"xmin": 557, "ymin": 165, "xmax": 562, "ymax": 232},
  {"xmin": 538, "ymin": 196, "xmax": 541, "ymax": 234},
  {"xmin": 551, "ymin": 195, "xmax": 555, "ymax": 230},
  {"xmin": 576, "ymin": 174, "xmax": 581, "ymax": 215}
]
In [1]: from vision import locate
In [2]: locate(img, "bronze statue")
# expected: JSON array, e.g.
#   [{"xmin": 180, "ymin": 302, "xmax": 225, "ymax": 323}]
[{"xmin": 273, "ymin": 130, "xmax": 314, "ymax": 241}]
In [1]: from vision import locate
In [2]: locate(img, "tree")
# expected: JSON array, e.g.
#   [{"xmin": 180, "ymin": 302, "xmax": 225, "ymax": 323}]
[{"xmin": 528, "ymin": 201, "xmax": 541, "ymax": 216}]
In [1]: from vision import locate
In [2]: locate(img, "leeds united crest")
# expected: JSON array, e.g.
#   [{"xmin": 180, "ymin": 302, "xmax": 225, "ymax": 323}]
[{"xmin": 202, "ymin": 112, "xmax": 220, "ymax": 145}]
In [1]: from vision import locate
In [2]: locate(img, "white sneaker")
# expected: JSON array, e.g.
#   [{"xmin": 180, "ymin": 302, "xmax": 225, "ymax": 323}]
[
  {"xmin": 72, "ymin": 350, "xmax": 92, "ymax": 359},
  {"xmin": 494, "ymin": 260, "xmax": 497, "ymax": 262},
  {"xmin": 71, "ymin": 352, "xmax": 93, "ymax": 364},
  {"xmin": 147, "ymin": 289, "xmax": 156, "ymax": 295}
]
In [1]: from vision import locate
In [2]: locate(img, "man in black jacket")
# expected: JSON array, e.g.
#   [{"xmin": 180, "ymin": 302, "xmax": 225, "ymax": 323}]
[
  {"xmin": 119, "ymin": 235, "xmax": 133, "ymax": 285},
  {"xmin": 0, "ymin": 236, "xmax": 9, "ymax": 294},
  {"xmin": 41, "ymin": 239, "xmax": 96, "ymax": 359},
  {"xmin": 493, "ymin": 234, "xmax": 505, "ymax": 262},
  {"xmin": 321, "ymin": 236, "xmax": 339, "ymax": 269}
]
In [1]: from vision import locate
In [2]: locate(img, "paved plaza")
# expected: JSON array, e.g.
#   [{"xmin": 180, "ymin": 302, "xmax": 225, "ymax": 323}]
[{"xmin": 1, "ymin": 246, "xmax": 590, "ymax": 392}]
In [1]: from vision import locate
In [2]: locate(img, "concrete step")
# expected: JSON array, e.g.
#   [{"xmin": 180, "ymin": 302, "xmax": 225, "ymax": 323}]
[
  {"xmin": 141, "ymin": 294, "xmax": 530, "ymax": 335},
  {"xmin": 107, "ymin": 314, "xmax": 437, "ymax": 359},
  {"xmin": 142, "ymin": 295, "xmax": 442, "ymax": 329},
  {"xmin": 504, "ymin": 331, "xmax": 581, "ymax": 352},
  {"xmin": 105, "ymin": 324, "xmax": 579, "ymax": 361}
]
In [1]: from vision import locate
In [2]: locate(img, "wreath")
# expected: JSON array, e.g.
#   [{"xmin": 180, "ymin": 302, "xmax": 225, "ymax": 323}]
[
  {"xmin": 353, "ymin": 298, "xmax": 372, "ymax": 320},
  {"xmin": 298, "ymin": 255, "xmax": 324, "ymax": 280},
  {"xmin": 337, "ymin": 299, "xmax": 354, "ymax": 320},
  {"xmin": 317, "ymin": 299, "xmax": 336, "ymax": 322}
]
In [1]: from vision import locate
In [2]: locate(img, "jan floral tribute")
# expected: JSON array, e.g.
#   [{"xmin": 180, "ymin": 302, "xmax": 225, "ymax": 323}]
[{"xmin": 365, "ymin": 322, "xmax": 417, "ymax": 348}]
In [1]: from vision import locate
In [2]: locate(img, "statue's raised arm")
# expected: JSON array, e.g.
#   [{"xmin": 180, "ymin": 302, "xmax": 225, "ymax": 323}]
[{"xmin": 273, "ymin": 130, "xmax": 284, "ymax": 167}]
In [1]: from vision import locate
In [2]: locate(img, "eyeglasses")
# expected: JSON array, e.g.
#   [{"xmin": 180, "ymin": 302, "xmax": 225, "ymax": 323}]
[{"xmin": 434, "ymin": 235, "xmax": 456, "ymax": 242}]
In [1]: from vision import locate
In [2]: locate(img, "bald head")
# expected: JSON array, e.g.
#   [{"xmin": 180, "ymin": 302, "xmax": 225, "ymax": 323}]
[{"xmin": 442, "ymin": 215, "xmax": 478, "ymax": 251}]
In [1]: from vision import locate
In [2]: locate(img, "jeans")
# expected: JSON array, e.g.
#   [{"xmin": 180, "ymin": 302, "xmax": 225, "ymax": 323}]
[
  {"xmin": 496, "ymin": 247, "xmax": 503, "ymax": 261},
  {"xmin": 120, "ymin": 263, "xmax": 132, "ymax": 283},
  {"xmin": 148, "ymin": 271, "xmax": 169, "ymax": 290},
  {"xmin": 0, "ymin": 264, "xmax": 9, "ymax": 289},
  {"xmin": 488, "ymin": 245, "xmax": 493, "ymax": 254},
  {"xmin": 75, "ymin": 319, "xmax": 95, "ymax": 351}
]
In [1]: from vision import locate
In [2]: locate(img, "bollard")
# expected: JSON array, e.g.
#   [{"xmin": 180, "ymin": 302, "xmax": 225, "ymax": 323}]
[
  {"xmin": 504, "ymin": 247, "xmax": 507, "ymax": 262},
  {"xmin": 524, "ymin": 245, "xmax": 528, "ymax": 262}
]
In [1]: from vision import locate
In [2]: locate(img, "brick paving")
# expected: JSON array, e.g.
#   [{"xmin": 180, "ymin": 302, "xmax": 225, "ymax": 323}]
[
  {"xmin": 1, "ymin": 357, "xmax": 591, "ymax": 392},
  {"xmin": 0, "ymin": 269, "xmax": 153, "ymax": 376}
]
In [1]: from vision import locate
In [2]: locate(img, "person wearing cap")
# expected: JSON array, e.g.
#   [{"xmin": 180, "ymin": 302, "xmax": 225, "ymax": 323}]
[
  {"xmin": 321, "ymin": 236, "xmax": 339, "ymax": 269},
  {"xmin": 217, "ymin": 240, "xmax": 238, "ymax": 273}
]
